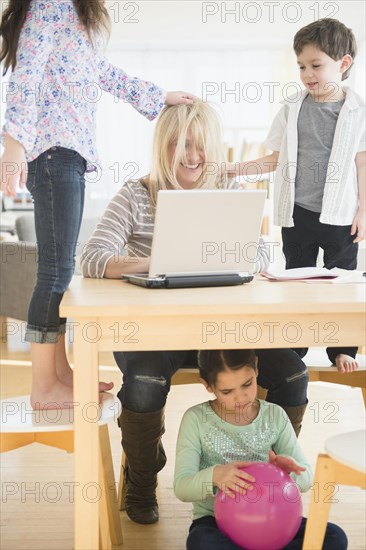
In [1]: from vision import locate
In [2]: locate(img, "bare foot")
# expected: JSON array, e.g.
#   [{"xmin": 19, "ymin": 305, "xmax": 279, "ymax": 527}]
[
  {"xmin": 31, "ymin": 379, "xmax": 76, "ymax": 409},
  {"xmin": 334, "ymin": 354, "xmax": 359, "ymax": 373},
  {"xmin": 99, "ymin": 381, "xmax": 114, "ymax": 392},
  {"xmin": 54, "ymin": 338, "xmax": 114, "ymax": 392},
  {"xmin": 56, "ymin": 364, "xmax": 114, "ymax": 393},
  {"xmin": 30, "ymin": 381, "xmax": 114, "ymax": 410},
  {"xmin": 56, "ymin": 362, "xmax": 74, "ymax": 387}
]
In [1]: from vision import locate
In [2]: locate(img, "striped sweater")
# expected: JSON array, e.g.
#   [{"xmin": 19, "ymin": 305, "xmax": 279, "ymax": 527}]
[{"xmin": 80, "ymin": 179, "xmax": 270, "ymax": 278}]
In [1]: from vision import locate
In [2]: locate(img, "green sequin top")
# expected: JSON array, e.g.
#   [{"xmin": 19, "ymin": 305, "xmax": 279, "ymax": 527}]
[{"xmin": 174, "ymin": 399, "xmax": 312, "ymax": 520}]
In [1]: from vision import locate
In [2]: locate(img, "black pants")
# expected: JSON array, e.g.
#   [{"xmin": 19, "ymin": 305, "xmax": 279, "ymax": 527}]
[
  {"xmin": 282, "ymin": 204, "xmax": 358, "ymax": 364},
  {"xmin": 114, "ymin": 349, "xmax": 308, "ymax": 413}
]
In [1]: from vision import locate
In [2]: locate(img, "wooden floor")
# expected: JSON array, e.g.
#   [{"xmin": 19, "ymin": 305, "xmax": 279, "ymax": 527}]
[{"xmin": 1, "ymin": 326, "xmax": 365, "ymax": 550}]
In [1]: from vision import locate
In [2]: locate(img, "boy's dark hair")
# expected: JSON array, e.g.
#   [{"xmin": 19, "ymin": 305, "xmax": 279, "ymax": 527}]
[
  {"xmin": 293, "ymin": 18, "xmax": 357, "ymax": 80},
  {"xmin": 198, "ymin": 349, "xmax": 257, "ymax": 387}
]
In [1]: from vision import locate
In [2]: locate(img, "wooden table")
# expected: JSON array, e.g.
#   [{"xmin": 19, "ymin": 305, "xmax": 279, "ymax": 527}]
[{"xmin": 60, "ymin": 276, "xmax": 365, "ymax": 549}]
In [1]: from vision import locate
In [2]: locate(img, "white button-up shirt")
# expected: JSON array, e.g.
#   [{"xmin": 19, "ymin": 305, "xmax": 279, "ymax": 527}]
[{"xmin": 264, "ymin": 87, "xmax": 365, "ymax": 227}]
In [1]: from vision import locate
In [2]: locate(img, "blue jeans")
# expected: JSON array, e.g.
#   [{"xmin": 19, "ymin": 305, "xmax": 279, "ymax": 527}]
[
  {"xmin": 25, "ymin": 147, "xmax": 86, "ymax": 343},
  {"xmin": 114, "ymin": 349, "xmax": 308, "ymax": 412},
  {"xmin": 187, "ymin": 515, "xmax": 348, "ymax": 550}
]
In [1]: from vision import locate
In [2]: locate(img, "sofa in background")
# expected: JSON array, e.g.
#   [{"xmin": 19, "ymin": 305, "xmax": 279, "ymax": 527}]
[{"xmin": 0, "ymin": 214, "xmax": 99, "ymax": 340}]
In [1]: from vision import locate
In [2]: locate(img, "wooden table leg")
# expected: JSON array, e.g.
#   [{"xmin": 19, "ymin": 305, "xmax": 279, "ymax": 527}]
[
  {"xmin": 73, "ymin": 320, "xmax": 100, "ymax": 549},
  {"xmin": 99, "ymin": 424, "xmax": 123, "ymax": 546}
]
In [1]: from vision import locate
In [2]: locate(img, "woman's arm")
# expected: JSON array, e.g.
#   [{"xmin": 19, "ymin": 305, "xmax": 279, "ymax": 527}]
[
  {"xmin": 80, "ymin": 182, "xmax": 148, "ymax": 278},
  {"xmin": 104, "ymin": 255, "xmax": 150, "ymax": 278}
]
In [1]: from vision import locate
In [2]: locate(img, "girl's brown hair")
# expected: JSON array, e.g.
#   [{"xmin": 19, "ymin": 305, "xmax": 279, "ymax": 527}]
[
  {"xmin": 0, "ymin": 0, "xmax": 110, "ymax": 74},
  {"xmin": 198, "ymin": 350, "xmax": 257, "ymax": 387}
]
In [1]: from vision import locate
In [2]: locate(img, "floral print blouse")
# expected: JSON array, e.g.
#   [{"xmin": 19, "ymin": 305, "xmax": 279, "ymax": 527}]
[{"xmin": 2, "ymin": 0, "xmax": 166, "ymax": 168}]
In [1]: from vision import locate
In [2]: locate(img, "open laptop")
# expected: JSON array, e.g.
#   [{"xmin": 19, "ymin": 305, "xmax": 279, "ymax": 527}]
[{"xmin": 123, "ymin": 189, "xmax": 266, "ymax": 289}]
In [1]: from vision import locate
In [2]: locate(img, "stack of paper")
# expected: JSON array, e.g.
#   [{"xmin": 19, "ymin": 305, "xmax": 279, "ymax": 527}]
[
  {"xmin": 261, "ymin": 267, "xmax": 366, "ymax": 283},
  {"xmin": 261, "ymin": 267, "xmax": 337, "ymax": 281}
]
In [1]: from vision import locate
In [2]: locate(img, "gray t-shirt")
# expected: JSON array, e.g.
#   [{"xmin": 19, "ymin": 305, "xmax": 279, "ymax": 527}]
[{"xmin": 295, "ymin": 95, "xmax": 345, "ymax": 213}]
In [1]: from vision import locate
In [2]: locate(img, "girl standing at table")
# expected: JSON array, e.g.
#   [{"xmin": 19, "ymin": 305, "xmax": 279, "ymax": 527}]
[
  {"xmin": 80, "ymin": 101, "xmax": 309, "ymax": 525},
  {"xmin": 0, "ymin": 0, "xmax": 195, "ymax": 409}
]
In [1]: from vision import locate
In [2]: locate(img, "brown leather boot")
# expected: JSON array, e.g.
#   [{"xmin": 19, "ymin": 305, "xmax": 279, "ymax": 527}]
[
  {"xmin": 119, "ymin": 407, "xmax": 166, "ymax": 524},
  {"xmin": 281, "ymin": 402, "xmax": 308, "ymax": 437}
]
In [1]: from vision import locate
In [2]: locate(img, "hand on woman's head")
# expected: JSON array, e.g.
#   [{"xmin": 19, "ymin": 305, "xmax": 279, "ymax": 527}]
[{"xmin": 165, "ymin": 91, "xmax": 199, "ymax": 105}]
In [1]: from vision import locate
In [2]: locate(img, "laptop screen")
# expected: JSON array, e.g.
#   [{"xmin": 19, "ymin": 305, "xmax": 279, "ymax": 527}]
[{"xmin": 149, "ymin": 189, "xmax": 266, "ymax": 277}]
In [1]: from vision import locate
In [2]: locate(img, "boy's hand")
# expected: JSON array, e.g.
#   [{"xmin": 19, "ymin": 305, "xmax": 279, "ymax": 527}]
[
  {"xmin": 165, "ymin": 91, "xmax": 198, "ymax": 105},
  {"xmin": 225, "ymin": 162, "xmax": 239, "ymax": 178},
  {"xmin": 213, "ymin": 461, "xmax": 254, "ymax": 499},
  {"xmin": 268, "ymin": 450, "xmax": 305, "ymax": 476},
  {"xmin": 351, "ymin": 208, "xmax": 365, "ymax": 243},
  {"xmin": 334, "ymin": 353, "xmax": 358, "ymax": 373},
  {"xmin": 0, "ymin": 135, "xmax": 27, "ymax": 197}
]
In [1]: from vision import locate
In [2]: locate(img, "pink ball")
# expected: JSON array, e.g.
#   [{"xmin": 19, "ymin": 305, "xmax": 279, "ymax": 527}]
[{"xmin": 214, "ymin": 462, "xmax": 302, "ymax": 550}]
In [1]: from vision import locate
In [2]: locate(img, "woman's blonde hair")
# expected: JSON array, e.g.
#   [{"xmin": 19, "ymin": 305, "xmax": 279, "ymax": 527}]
[{"xmin": 148, "ymin": 102, "xmax": 228, "ymax": 207}]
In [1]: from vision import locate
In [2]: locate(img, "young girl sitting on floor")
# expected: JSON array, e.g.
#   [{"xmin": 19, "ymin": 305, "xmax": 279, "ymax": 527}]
[{"xmin": 174, "ymin": 349, "xmax": 348, "ymax": 550}]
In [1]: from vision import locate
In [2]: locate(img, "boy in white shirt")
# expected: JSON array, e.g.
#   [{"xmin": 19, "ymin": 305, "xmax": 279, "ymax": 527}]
[{"xmin": 229, "ymin": 18, "xmax": 365, "ymax": 373}]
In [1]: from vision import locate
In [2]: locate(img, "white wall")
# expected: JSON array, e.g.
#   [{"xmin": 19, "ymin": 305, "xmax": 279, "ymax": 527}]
[{"xmin": 107, "ymin": 1, "xmax": 365, "ymax": 46}]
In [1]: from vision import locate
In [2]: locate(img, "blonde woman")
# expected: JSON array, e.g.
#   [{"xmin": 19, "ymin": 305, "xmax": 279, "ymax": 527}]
[{"xmin": 81, "ymin": 102, "xmax": 308, "ymax": 525}]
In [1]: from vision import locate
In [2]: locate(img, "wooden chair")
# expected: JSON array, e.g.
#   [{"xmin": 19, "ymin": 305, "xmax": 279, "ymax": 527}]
[
  {"xmin": 1, "ymin": 393, "xmax": 123, "ymax": 550},
  {"xmin": 250, "ymin": 349, "xmax": 366, "ymax": 405},
  {"xmin": 302, "ymin": 430, "xmax": 366, "ymax": 549},
  {"xmin": 305, "ymin": 349, "xmax": 366, "ymax": 406}
]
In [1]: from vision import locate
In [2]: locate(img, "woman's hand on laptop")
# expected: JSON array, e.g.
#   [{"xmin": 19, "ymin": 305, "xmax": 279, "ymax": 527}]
[{"xmin": 104, "ymin": 256, "xmax": 150, "ymax": 278}]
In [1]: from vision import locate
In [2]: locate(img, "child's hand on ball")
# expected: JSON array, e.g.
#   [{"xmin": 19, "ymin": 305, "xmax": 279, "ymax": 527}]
[
  {"xmin": 213, "ymin": 461, "xmax": 255, "ymax": 498},
  {"xmin": 268, "ymin": 450, "xmax": 305, "ymax": 476}
]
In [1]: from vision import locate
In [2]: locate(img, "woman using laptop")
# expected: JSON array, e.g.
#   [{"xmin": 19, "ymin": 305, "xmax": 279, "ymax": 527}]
[{"xmin": 80, "ymin": 102, "xmax": 308, "ymax": 525}]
